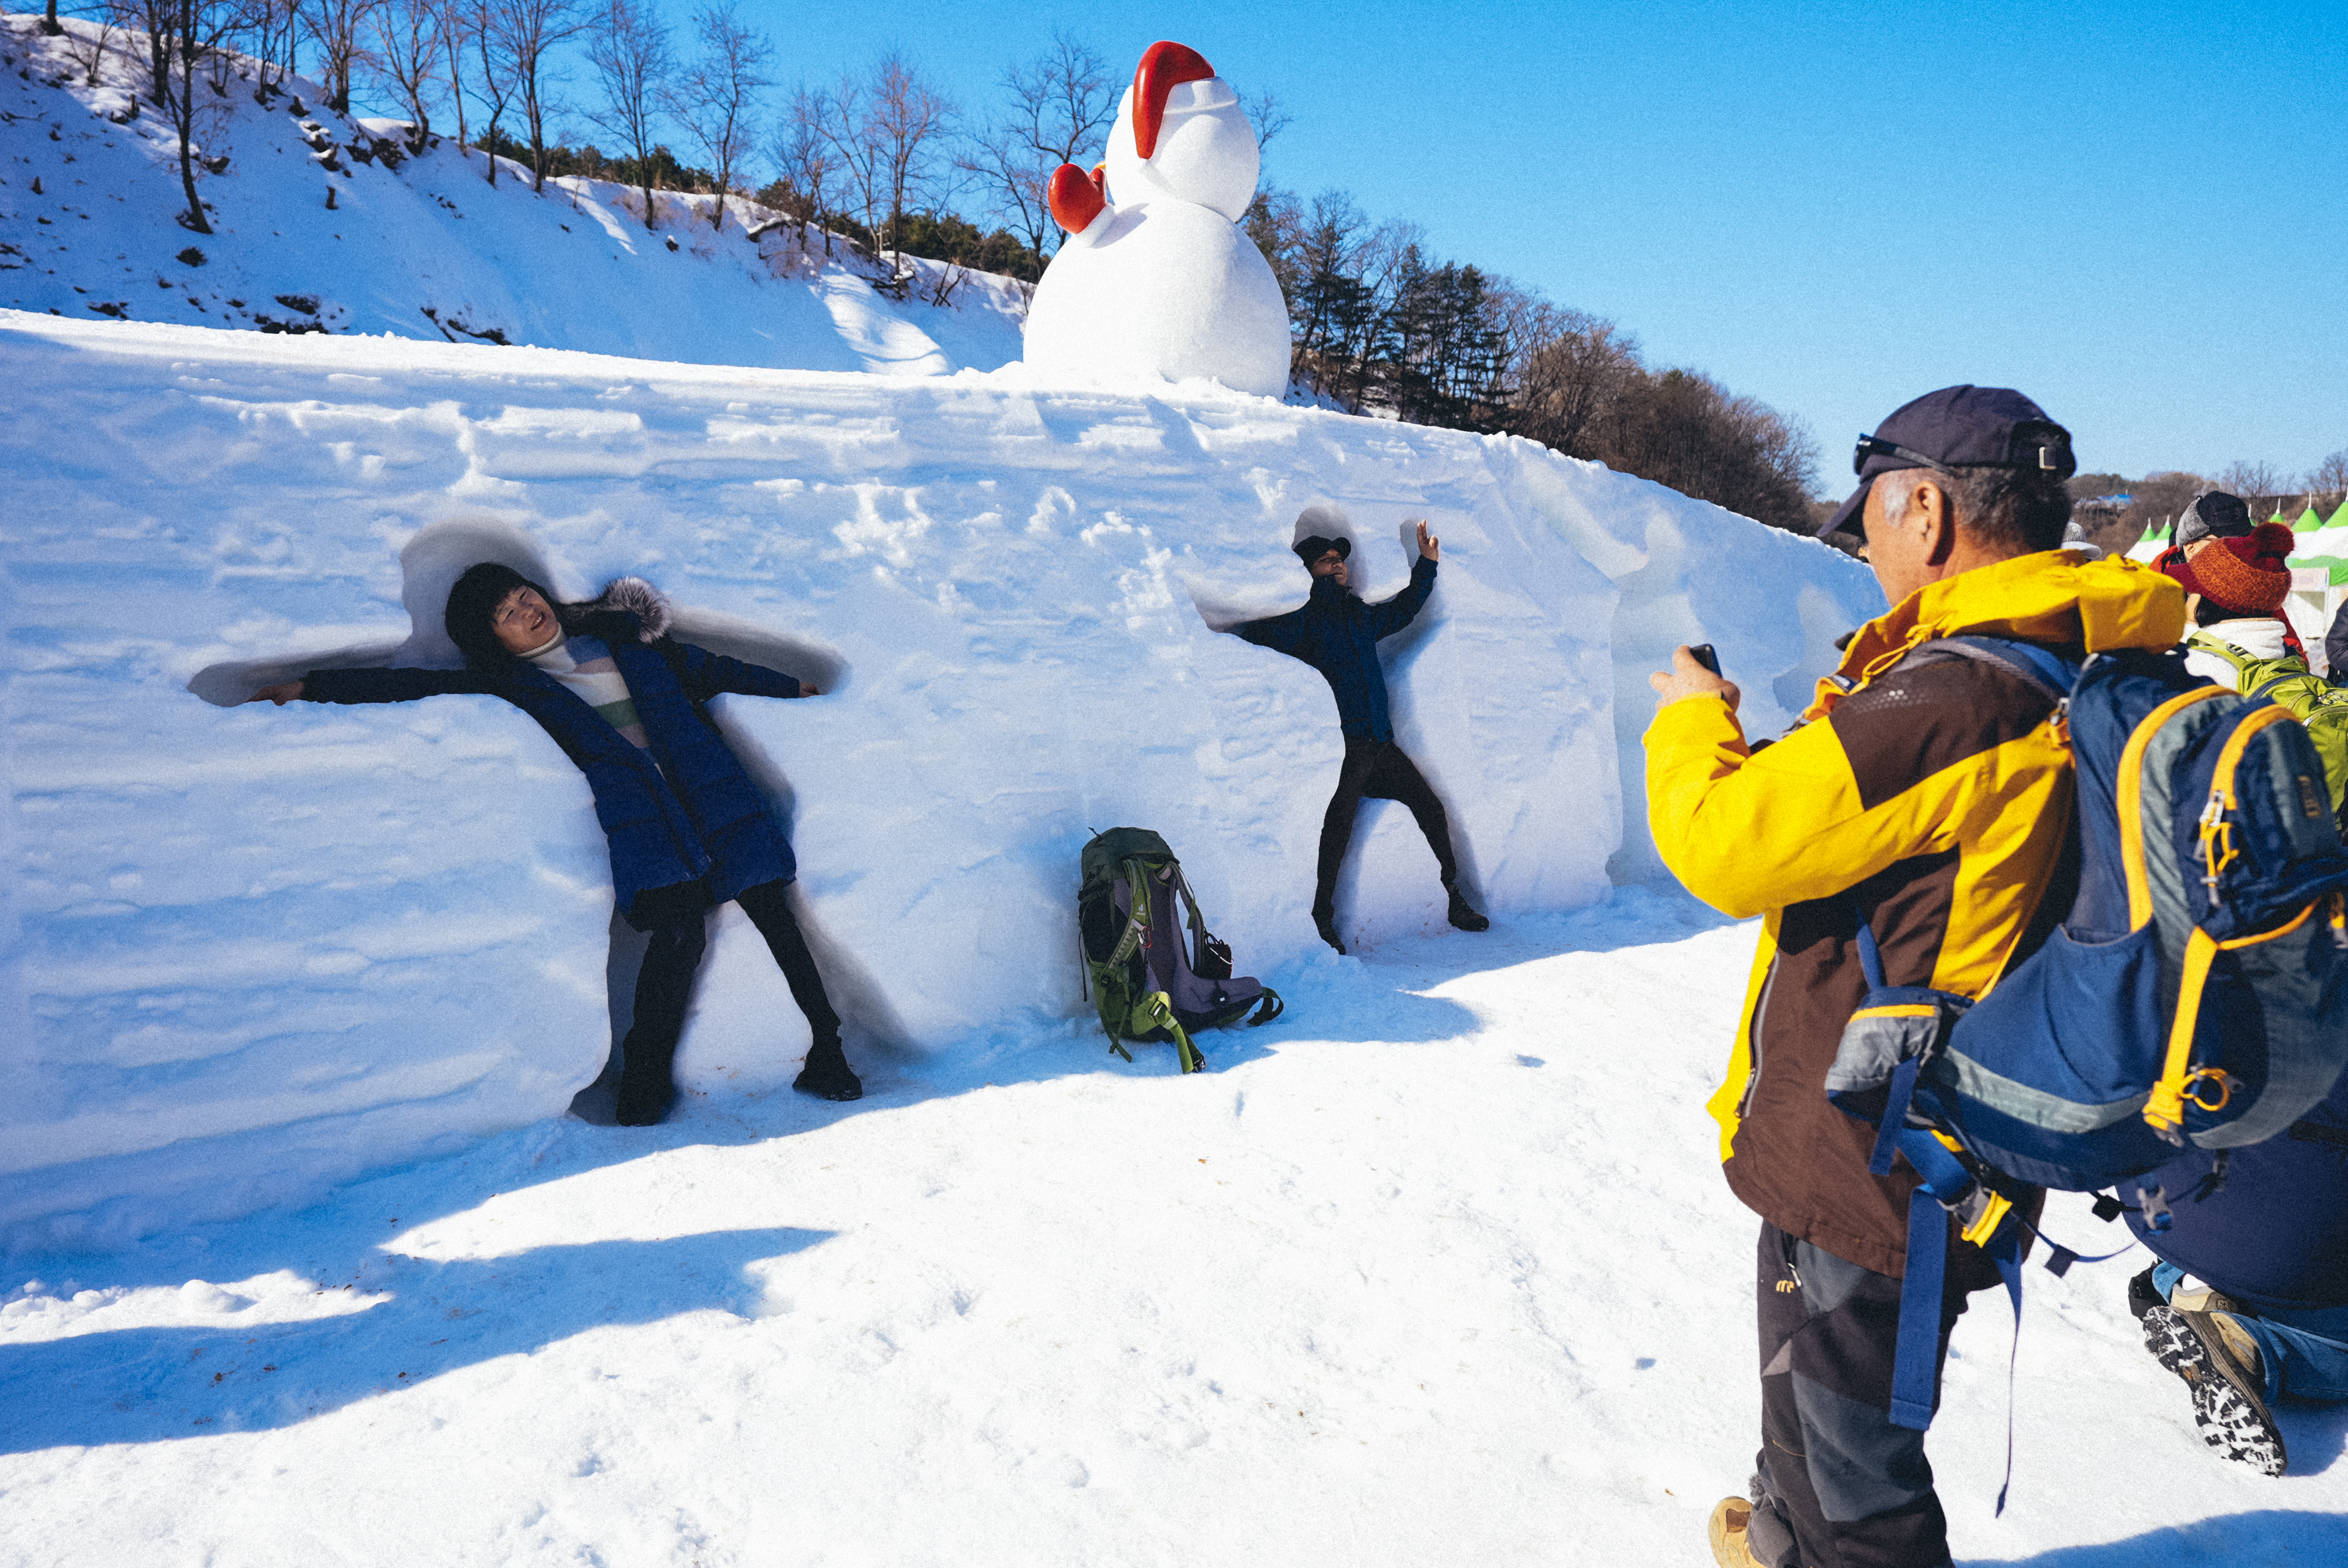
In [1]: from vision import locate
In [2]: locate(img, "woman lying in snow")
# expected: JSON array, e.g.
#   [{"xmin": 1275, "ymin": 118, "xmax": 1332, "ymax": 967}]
[{"xmin": 244, "ymin": 564, "xmax": 861, "ymax": 1123}]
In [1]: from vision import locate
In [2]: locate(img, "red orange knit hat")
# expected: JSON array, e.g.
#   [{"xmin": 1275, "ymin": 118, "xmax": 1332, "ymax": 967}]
[{"xmin": 2159, "ymin": 522, "xmax": 2294, "ymax": 615}]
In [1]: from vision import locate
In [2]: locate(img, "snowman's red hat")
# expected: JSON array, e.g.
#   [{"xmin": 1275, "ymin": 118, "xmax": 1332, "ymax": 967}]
[{"xmin": 1132, "ymin": 41, "xmax": 1218, "ymax": 160}]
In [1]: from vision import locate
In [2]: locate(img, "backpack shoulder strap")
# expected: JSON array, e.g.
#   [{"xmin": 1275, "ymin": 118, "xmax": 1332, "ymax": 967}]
[
  {"xmin": 1925, "ymin": 635, "xmax": 2081, "ymax": 705},
  {"xmin": 2183, "ymin": 629, "xmax": 2254, "ymax": 672}
]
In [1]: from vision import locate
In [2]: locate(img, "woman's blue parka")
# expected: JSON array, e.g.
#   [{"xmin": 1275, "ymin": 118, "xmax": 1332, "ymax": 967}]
[{"xmin": 300, "ymin": 585, "xmax": 805, "ymax": 925}]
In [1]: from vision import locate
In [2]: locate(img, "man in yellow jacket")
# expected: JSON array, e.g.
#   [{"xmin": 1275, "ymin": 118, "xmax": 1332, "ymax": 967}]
[{"xmin": 1646, "ymin": 386, "xmax": 2187, "ymax": 1568}]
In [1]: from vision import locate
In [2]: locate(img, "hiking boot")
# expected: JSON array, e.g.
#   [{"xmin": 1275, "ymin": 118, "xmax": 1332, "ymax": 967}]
[
  {"xmin": 2141, "ymin": 1304, "xmax": 2286, "ymax": 1475},
  {"xmin": 2125, "ymin": 1265, "xmax": 2164, "ymax": 1323},
  {"xmin": 1314, "ymin": 913, "xmax": 1347, "ymax": 955},
  {"xmin": 1445, "ymin": 889, "xmax": 1489, "ymax": 932},
  {"xmin": 794, "ymin": 1035, "xmax": 863, "ymax": 1101},
  {"xmin": 1707, "ymin": 1497, "xmax": 1768, "ymax": 1568}
]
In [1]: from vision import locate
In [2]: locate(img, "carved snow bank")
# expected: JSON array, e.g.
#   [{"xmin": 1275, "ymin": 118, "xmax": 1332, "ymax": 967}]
[{"xmin": 0, "ymin": 312, "xmax": 1882, "ymax": 1244}]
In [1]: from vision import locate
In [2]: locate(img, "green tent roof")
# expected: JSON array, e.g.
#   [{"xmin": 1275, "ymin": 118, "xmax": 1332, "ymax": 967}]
[
  {"xmin": 2298, "ymin": 505, "xmax": 2327, "ymax": 531},
  {"xmin": 2332, "ymin": 499, "xmax": 2348, "ymax": 530}
]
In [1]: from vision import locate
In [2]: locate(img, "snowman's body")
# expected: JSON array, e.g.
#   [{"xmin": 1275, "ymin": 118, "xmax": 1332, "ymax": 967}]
[{"xmin": 1022, "ymin": 46, "xmax": 1292, "ymax": 398}]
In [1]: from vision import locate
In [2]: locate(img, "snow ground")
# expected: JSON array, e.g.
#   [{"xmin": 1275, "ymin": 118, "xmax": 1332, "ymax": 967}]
[
  {"xmin": 5, "ymin": 890, "xmax": 2344, "ymax": 1566},
  {"xmin": 0, "ymin": 18, "xmax": 1025, "ymax": 374}
]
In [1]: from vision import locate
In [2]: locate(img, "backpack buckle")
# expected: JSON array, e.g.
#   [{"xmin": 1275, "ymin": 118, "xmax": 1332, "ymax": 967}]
[{"xmin": 2181, "ymin": 1066, "xmax": 2237, "ymax": 1113}]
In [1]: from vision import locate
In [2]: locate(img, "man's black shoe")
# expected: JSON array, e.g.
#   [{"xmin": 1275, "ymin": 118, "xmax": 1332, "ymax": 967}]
[
  {"xmin": 794, "ymin": 1035, "xmax": 863, "ymax": 1101},
  {"xmin": 1314, "ymin": 914, "xmax": 1347, "ymax": 955},
  {"xmin": 615, "ymin": 1072, "xmax": 676, "ymax": 1126},
  {"xmin": 1447, "ymin": 890, "xmax": 1489, "ymax": 932}
]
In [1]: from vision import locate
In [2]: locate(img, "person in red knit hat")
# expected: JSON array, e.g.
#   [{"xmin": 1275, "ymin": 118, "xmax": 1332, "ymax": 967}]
[{"xmin": 2153, "ymin": 514, "xmax": 2305, "ymax": 673}]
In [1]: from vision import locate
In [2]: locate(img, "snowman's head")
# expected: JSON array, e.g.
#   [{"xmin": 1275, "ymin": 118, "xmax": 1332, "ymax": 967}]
[{"xmin": 1103, "ymin": 41, "xmax": 1259, "ymax": 223}]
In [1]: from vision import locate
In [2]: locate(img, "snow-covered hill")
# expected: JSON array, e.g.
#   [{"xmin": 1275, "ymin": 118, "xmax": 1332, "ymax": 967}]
[
  {"xmin": 1, "ymin": 16, "xmax": 1024, "ymax": 373},
  {"xmin": 0, "ymin": 308, "xmax": 1880, "ymax": 1247}
]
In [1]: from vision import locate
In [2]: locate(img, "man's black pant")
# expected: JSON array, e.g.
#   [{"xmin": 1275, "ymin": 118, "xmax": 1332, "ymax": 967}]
[
  {"xmin": 1316, "ymin": 737, "xmax": 1460, "ymax": 918},
  {"xmin": 625, "ymin": 879, "xmax": 841, "ymax": 1090},
  {"xmin": 1745, "ymin": 1220, "xmax": 1987, "ymax": 1568}
]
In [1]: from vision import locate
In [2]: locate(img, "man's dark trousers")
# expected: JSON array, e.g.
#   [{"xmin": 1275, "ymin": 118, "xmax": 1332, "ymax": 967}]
[
  {"xmin": 1315, "ymin": 737, "xmax": 1461, "ymax": 920},
  {"xmin": 1746, "ymin": 1220, "xmax": 1989, "ymax": 1568}
]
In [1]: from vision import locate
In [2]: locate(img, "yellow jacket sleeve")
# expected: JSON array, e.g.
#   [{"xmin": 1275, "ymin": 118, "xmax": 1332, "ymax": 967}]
[{"xmin": 1642, "ymin": 695, "xmax": 1964, "ymax": 919}]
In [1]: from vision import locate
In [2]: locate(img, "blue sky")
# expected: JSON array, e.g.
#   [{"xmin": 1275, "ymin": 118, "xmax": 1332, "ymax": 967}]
[{"xmin": 681, "ymin": 0, "xmax": 2343, "ymax": 491}]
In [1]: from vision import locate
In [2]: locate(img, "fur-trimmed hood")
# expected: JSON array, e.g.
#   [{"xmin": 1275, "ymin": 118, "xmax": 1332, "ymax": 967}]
[{"xmin": 572, "ymin": 576, "xmax": 672, "ymax": 642}]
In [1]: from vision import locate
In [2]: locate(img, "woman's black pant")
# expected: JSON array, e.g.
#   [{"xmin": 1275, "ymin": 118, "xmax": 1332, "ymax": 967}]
[
  {"xmin": 1315, "ymin": 737, "xmax": 1461, "ymax": 918},
  {"xmin": 624, "ymin": 880, "xmax": 841, "ymax": 1081}
]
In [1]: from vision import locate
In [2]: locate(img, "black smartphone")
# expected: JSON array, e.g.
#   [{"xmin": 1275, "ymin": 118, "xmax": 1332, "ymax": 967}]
[{"xmin": 1688, "ymin": 643, "xmax": 1721, "ymax": 675}]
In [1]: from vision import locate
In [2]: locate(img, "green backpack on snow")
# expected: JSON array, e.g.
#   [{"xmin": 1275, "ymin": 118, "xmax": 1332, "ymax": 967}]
[{"xmin": 1078, "ymin": 828, "xmax": 1283, "ymax": 1072}]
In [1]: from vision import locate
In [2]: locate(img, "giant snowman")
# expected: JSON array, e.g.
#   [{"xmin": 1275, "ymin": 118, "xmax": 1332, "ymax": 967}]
[{"xmin": 1021, "ymin": 42, "xmax": 1292, "ymax": 398}]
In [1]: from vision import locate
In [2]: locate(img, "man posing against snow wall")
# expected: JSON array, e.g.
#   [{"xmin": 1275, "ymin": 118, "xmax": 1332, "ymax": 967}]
[
  {"xmin": 243, "ymin": 565, "xmax": 863, "ymax": 1125},
  {"xmin": 1642, "ymin": 388, "xmax": 2185, "ymax": 1568},
  {"xmin": 1230, "ymin": 506, "xmax": 1487, "ymax": 954}
]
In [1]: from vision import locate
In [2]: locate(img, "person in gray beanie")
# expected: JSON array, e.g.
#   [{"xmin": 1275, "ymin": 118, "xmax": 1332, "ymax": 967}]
[{"xmin": 1230, "ymin": 506, "xmax": 1487, "ymax": 952}]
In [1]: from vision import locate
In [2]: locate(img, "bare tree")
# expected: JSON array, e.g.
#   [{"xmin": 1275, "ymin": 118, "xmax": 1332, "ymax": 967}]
[
  {"xmin": 1243, "ymin": 88, "xmax": 1290, "ymax": 158},
  {"xmin": 154, "ymin": 0, "xmax": 241, "ymax": 232},
  {"xmin": 2215, "ymin": 460, "xmax": 2284, "ymax": 503},
  {"xmin": 369, "ymin": 0, "xmax": 444, "ymax": 151},
  {"xmin": 2306, "ymin": 449, "xmax": 2348, "ymax": 502},
  {"xmin": 113, "ymin": 0, "xmax": 176, "ymax": 106},
  {"xmin": 769, "ymin": 86, "xmax": 840, "ymax": 253},
  {"xmin": 470, "ymin": 0, "xmax": 517, "ymax": 183},
  {"xmin": 244, "ymin": 0, "xmax": 303, "ymax": 91},
  {"xmin": 59, "ymin": 4, "xmax": 120, "ymax": 85},
  {"xmin": 957, "ymin": 30, "xmax": 1114, "ymax": 261},
  {"xmin": 584, "ymin": 0, "xmax": 671, "ymax": 229},
  {"xmin": 305, "ymin": 0, "xmax": 378, "ymax": 114},
  {"xmin": 42, "ymin": 0, "xmax": 64, "ymax": 37},
  {"xmin": 815, "ymin": 73, "xmax": 879, "ymax": 251},
  {"xmin": 439, "ymin": 0, "xmax": 470, "ymax": 151},
  {"xmin": 1512, "ymin": 311, "xmax": 1641, "ymax": 459},
  {"xmin": 861, "ymin": 49, "xmax": 952, "ymax": 270},
  {"xmin": 485, "ymin": 0, "xmax": 581, "ymax": 191},
  {"xmin": 660, "ymin": 2, "xmax": 769, "ymax": 231}
]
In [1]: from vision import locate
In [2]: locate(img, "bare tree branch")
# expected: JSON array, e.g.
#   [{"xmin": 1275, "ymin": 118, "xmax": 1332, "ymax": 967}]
[
  {"xmin": 484, "ymin": 0, "xmax": 582, "ymax": 192},
  {"xmin": 660, "ymin": 1, "xmax": 769, "ymax": 231},
  {"xmin": 369, "ymin": 0, "xmax": 444, "ymax": 151},
  {"xmin": 956, "ymin": 30, "xmax": 1112, "ymax": 261},
  {"xmin": 768, "ymin": 86, "xmax": 840, "ymax": 254},
  {"xmin": 584, "ymin": 0, "xmax": 671, "ymax": 230},
  {"xmin": 303, "ymin": 0, "xmax": 377, "ymax": 115}
]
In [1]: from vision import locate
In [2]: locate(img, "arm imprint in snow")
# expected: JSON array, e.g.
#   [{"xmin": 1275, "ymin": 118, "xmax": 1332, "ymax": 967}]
[{"xmin": 1361, "ymin": 553, "xmax": 1439, "ymax": 642}]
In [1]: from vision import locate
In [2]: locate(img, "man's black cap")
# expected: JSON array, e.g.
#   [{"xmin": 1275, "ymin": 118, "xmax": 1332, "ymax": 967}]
[
  {"xmin": 1294, "ymin": 534, "xmax": 1352, "ymax": 565},
  {"xmin": 2174, "ymin": 492, "xmax": 2253, "ymax": 549},
  {"xmin": 1819, "ymin": 385, "xmax": 2077, "ymax": 541}
]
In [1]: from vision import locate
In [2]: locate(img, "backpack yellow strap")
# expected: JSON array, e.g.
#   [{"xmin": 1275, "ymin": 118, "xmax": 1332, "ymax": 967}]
[{"xmin": 2145, "ymin": 927, "xmax": 2219, "ymax": 1138}]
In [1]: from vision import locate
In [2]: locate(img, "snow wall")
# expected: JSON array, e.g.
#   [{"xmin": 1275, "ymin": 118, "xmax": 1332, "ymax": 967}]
[{"xmin": 0, "ymin": 313, "xmax": 1884, "ymax": 1246}]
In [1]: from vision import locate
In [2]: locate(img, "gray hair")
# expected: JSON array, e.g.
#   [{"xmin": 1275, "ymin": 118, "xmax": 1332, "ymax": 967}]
[{"xmin": 1878, "ymin": 465, "xmax": 2072, "ymax": 555}]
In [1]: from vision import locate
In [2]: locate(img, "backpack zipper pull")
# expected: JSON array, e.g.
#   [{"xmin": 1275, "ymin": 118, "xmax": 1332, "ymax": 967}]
[{"xmin": 2197, "ymin": 791, "xmax": 2232, "ymax": 905}]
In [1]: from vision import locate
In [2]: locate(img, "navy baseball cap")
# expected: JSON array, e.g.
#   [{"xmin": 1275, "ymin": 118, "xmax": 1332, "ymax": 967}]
[{"xmin": 1819, "ymin": 385, "xmax": 2076, "ymax": 541}]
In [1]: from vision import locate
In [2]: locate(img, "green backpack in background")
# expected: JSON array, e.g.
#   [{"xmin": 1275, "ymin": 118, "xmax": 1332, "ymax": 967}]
[{"xmin": 1078, "ymin": 828, "xmax": 1283, "ymax": 1073}]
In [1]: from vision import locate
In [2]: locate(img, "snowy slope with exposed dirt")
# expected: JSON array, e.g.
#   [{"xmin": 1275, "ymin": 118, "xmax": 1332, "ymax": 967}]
[{"xmin": 0, "ymin": 16, "xmax": 1024, "ymax": 373}]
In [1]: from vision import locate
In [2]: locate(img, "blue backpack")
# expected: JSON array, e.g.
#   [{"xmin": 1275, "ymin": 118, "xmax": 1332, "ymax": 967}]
[{"xmin": 1822, "ymin": 637, "xmax": 2348, "ymax": 1444}]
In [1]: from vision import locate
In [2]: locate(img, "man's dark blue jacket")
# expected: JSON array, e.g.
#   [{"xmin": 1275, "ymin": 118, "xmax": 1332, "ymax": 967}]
[
  {"xmin": 1234, "ymin": 555, "xmax": 1436, "ymax": 741},
  {"xmin": 302, "ymin": 612, "xmax": 804, "ymax": 927}
]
